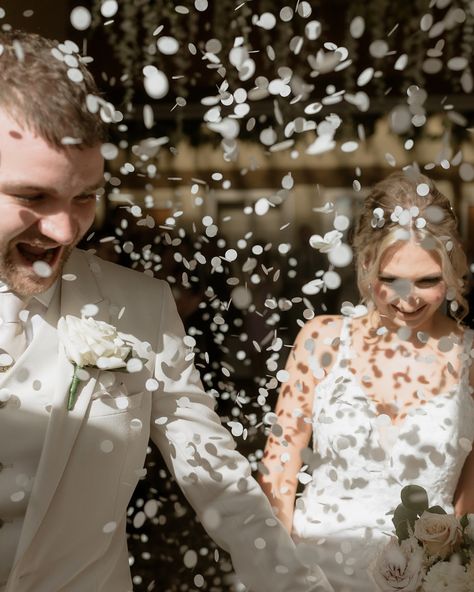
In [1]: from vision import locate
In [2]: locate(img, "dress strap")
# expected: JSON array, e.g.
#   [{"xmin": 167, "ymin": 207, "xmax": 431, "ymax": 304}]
[{"xmin": 335, "ymin": 316, "xmax": 353, "ymax": 363}]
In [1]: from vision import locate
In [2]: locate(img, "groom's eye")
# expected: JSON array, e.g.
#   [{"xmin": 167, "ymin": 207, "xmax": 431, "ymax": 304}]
[{"xmin": 13, "ymin": 194, "xmax": 44, "ymax": 202}]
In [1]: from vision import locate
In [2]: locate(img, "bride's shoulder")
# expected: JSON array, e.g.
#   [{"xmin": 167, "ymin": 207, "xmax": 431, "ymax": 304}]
[
  {"xmin": 298, "ymin": 314, "xmax": 344, "ymax": 337},
  {"xmin": 294, "ymin": 314, "xmax": 345, "ymax": 356}
]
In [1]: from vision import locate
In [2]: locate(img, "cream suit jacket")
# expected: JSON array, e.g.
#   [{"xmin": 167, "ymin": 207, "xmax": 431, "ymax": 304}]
[{"xmin": 3, "ymin": 249, "xmax": 332, "ymax": 592}]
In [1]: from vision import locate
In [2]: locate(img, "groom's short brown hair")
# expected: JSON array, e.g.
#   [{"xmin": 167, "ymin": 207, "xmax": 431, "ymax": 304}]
[{"xmin": 0, "ymin": 29, "xmax": 107, "ymax": 149}]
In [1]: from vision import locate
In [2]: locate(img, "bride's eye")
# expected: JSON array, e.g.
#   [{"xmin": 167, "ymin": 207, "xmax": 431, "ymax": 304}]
[
  {"xmin": 415, "ymin": 277, "xmax": 442, "ymax": 288},
  {"xmin": 378, "ymin": 276, "xmax": 396, "ymax": 284}
]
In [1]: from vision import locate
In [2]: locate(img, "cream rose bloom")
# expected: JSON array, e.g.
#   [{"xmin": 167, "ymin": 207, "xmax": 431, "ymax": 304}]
[
  {"xmin": 422, "ymin": 560, "xmax": 472, "ymax": 592},
  {"xmin": 372, "ymin": 537, "xmax": 424, "ymax": 592},
  {"xmin": 414, "ymin": 512, "xmax": 462, "ymax": 559},
  {"xmin": 58, "ymin": 315, "xmax": 131, "ymax": 369}
]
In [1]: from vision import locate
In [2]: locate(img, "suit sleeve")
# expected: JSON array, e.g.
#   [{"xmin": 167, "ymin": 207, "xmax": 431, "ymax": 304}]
[{"xmin": 149, "ymin": 283, "xmax": 333, "ymax": 592}]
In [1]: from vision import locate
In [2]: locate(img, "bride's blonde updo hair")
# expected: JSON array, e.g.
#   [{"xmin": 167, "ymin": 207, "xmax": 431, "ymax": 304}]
[{"xmin": 352, "ymin": 169, "xmax": 469, "ymax": 323}]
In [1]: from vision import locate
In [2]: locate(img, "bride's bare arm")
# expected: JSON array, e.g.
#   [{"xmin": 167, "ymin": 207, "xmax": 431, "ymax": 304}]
[
  {"xmin": 454, "ymin": 362, "xmax": 474, "ymax": 515},
  {"xmin": 259, "ymin": 316, "xmax": 340, "ymax": 533},
  {"xmin": 454, "ymin": 447, "xmax": 474, "ymax": 515}
]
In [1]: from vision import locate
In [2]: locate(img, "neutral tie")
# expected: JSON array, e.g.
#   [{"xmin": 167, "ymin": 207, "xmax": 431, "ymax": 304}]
[{"xmin": 0, "ymin": 292, "xmax": 28, "ymax": 370}]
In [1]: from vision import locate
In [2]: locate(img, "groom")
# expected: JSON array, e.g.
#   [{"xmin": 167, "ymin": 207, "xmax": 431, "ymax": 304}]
[{"xmin": 0, "ymin": 30, "xmax": 332, "ymax": 592}]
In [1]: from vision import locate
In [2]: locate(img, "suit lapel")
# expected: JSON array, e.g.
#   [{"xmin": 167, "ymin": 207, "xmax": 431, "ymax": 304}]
[{"xmin": 12, "ymin": 250, "xmax": 110, "ymax": 567}]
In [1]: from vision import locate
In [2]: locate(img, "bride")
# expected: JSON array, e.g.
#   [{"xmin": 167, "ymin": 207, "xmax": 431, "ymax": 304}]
[{"xmin": 259, "ymin": 170, "xmax": 474, "ymax": 591}]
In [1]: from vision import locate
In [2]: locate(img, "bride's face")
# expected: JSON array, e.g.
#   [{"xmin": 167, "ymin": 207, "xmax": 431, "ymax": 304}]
[{"xmin": 372, "ymin": 239, "xmax": 447, "ymax": 330}]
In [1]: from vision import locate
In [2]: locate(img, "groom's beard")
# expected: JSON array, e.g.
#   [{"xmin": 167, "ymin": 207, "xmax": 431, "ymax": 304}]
[{"xmin": 0, "ymin": 239, "xmax": 76, "ymax": 297}]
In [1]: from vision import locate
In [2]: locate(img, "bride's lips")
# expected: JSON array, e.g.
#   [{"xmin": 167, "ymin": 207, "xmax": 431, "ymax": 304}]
[
  {"xmin": 15, "ymin": 242, "xmax": 62, "ymax": 268},
  {"xmin": 391, "ymin": 304, "xmax": 427, "ymax": 318}
]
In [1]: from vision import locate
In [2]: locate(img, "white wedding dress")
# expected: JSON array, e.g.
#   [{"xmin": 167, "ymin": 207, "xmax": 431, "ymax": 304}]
[{"xmin": 292, "ymin": 317, "xmax": 474, "ymax": 592}]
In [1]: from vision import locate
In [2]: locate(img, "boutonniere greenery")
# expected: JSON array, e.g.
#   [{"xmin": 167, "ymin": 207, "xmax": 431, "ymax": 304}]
[{"xmin": 57, "ymin": 315, "xmax": 150, "ymax": 411}]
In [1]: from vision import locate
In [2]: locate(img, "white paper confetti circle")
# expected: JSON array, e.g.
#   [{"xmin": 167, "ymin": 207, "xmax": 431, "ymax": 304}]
[
  {"xmin": 258, "ymin": 12, "xmax": 277, "ymax": 30},
  {"xmin": 224, "ymin": 249, "xmax": 237, "ymax": 262},
  {"xmin": 81, "ymin": 303, "xmax": 99, "ymax": 317},
  {"xmin": 157, "ymin": 36, "xmax": 179, "ymax": 55},
  {"xmin": 260, "ymin": 127, "xmax": 277, "ymax": 145},
  {"xmin": 67, "ymin": 68, "xmax": 84, "ymax": 83},
  {"xmin": 100, "ymin": 0, "xmax": 118, "ymax": 18},
  {"xmin": 341, "ymin": 141, "xmax": 358, "ymax": 153},
  {"xmin": 323, "ymin": 270, "xmax": 341, "ymax": 290},
  {"xmin": 298, "ymin": 1, "xmax": 312, "ymax": 17},
  {"xmin": 183, "ymin": 549, "xmax": 198, "ymax": 568},
  {"xmin": 254, "ymin": 537, "xmax": 266, "ymax": 549},
  {"xmin": 357, "ymin": 67, "xmax": 374, "ymax": 87},
  {"xmin": 350, "ymin": 16, "xmax": 365, "ymax": 39},
  {"xmin": 101, "ymin": 142, "xmax": 119, "ymax": 160},
  {"xmin": 32, "ymin": 260, "xmax": 52, "ymax": 278},
  {"xmin": 100, "ymin": 440, "xmax": 114, "ymax": 453},
  {"xmin": 276, "ymin": 369, "xmax": 289, "ymax": 383},
  {"xmin": 448, "ymin": 57, "xmax": 468, "ymax": 71},
  {"xmin": 143, "ymin": 67, "xmax": 169, "ymax": 99},
  {"xmin": 11, "ymin": 491, "xmax": 25, "ymax": 502},
  {"xmin": 130, "ymin": 418, "xmax": 143, "ymax": 430},
  {"xmin": 416, "ymin": 183, "xmax": 429, "ymax": 197},
  {"xmin": 127, "ymin": 358, "xmax": 143, "ymax": 373},
  {"xmin": 144, "ymin": 499, "xmax": 159, "ymax": 518},
  {"xmin": 102, "ymin": 521, "xmax": 117, "ymax": 534},
  {"xmin": 0, "ymin": 387, "xmax": 11, "ymax": 402},
  {"xmin": 231, "ymin": 286, "xmax": 252, "ymax": 309},
  {"xmin": 255, "ymin": 198, "xmax": 270, "ymax": 216},
  {"xmin": 280, "ymin": 7, "xmax": 293, "ymax": 21},
  {"xmin": 305, "ymin": 20, "xmax": 321, "ymax": 40},
  {"xmin": 133, "ymin": 512, "xmax": 146, "ymax": 529},
  {"xmin": 282, "ymin": 173, "xmax": 294, "ymax": 189},
  {"xmin": 70, "ymin": 6, "xmax": 92, "ymax": 30},
  {"xmin": 328, "ymin": 244, "xmax": 353, "ymax": 267},
  {"xmin": 334, "ymin": 215, "xmax": 350, "ymax": 231}
]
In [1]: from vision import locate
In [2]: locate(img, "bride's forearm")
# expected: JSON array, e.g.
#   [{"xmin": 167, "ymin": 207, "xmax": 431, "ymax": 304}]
[
  {"xmin": 454, "ymin": 446, "xmax": 474, "ymax": 515},
  {"xmin": 259, "ymin": 460, "xmax": 300, "ymax": 534}
]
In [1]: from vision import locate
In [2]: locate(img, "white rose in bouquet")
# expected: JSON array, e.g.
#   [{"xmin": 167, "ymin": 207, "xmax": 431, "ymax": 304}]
[
  {"xmin": 372, "ymin": 537, "xmax": 423, "ymax": 592},
  {"xmin": 414, "ymin": 512, "xmax": 462, "ymax": 559},
  {"xmin": 58, "ymin": 315, "xmax": 131, "ymax": 370},
  {"xmin": 422, "ymin": 560, "xmax": 472, "ymax": 592}
]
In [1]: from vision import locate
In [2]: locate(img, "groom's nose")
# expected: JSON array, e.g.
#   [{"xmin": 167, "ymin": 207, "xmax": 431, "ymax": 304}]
[{"xmin": 37, "ymin": 209, "xmax": 78, "ymax": 245}]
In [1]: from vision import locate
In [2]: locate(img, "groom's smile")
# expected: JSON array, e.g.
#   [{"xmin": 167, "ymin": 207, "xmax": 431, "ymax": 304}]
[{"xmin": 0, "ymin": 108, "xmax": 104, "ymax": 297}]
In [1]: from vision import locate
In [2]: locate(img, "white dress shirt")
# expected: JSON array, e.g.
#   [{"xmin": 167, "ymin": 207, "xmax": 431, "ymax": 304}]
[{"xmin": 0, "ymin": 282, "xmax": 57, "ymax": 586}]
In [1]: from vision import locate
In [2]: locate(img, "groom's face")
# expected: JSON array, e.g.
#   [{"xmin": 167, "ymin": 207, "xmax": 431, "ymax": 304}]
[{"xmin": 0, "ymin": 109, "xmax": 104, "ymax": 297}]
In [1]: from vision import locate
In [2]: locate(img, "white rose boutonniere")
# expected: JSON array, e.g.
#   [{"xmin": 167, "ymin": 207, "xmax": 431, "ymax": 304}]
[{"xmin": 58, "ymin": 315, "xmax": 147, "ymax": 411}]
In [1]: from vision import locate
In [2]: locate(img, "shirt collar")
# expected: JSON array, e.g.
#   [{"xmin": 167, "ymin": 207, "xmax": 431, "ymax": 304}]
[
  {"xmin": 0, "ymin": 280, "xmax": 58, "ymax": 308},
  {"xmin": 33, "ymin": 280, "xmax": 58, "ymax": 308}
]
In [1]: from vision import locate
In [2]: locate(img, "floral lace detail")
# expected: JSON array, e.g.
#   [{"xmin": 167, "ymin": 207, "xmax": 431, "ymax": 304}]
[{"xmin": 293, "ymin": 318, "xmax": 474, "ymax": 590}]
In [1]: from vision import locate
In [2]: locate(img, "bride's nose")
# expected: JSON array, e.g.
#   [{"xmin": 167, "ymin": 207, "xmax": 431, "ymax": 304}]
[{"xmin": 398, "ymin": 293, "xmax": 422, "ymax": 311}]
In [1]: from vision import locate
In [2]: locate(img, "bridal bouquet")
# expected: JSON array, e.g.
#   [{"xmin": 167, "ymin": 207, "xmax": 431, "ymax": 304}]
[{"xmin": 372, "ymin": 485, "xmax": 474, "ymax": 592}]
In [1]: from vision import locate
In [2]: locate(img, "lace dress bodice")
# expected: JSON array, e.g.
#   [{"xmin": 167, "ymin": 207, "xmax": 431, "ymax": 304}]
[{"xmin": 292, "ymin": 317, "xmax": 474, "ymax": 590}]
